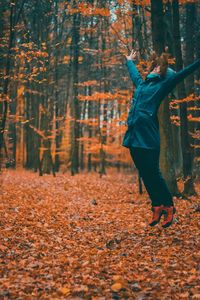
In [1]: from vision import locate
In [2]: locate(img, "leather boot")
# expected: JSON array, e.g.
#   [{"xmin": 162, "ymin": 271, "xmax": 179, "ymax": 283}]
[
  {"xmin": 149, "ymin": 205, "xmax": 164, "ymax": 226},
  {"xmin": 162, "ymin": 206, "xmax": 176, "ymax": 228}
]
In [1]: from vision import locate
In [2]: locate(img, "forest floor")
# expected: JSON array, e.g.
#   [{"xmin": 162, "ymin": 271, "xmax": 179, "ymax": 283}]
[{"xmin": 0, "ymin": 169, "xmax": 200, "ymax": 300}]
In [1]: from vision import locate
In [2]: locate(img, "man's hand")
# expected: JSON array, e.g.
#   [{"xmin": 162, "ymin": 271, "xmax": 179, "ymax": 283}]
[{"xmin": 126, "ymin": 49, "xmax": 138, "ymax": 61}]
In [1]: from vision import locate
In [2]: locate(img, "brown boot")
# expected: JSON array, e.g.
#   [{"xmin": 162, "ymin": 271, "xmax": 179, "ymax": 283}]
[
  {"xmin": 149, "ymin": 205, "xmax": 164, "ymax": 227},
  {"xmin": 162, "ymin": 206, "xmax": 176, "ymax": 228}
]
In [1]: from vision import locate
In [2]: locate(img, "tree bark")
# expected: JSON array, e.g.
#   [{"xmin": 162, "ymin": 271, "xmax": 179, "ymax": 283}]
[
  {"xmin": 70, "ymin": 10, "xmax": 81, "ymax": 175},
  {"xmin": 151, "ymin": 0, "xmax": 179, "ymax": 195},
  {"xmin": 0, "ymin": 2, "xmax": 15, "ymax": 167},
  {"xmin": 172, "ymin": 0, "xmax": 196, "ymax": 196}
]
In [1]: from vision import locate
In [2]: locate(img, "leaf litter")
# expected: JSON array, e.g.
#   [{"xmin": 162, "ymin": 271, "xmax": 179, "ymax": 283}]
[{"xmin": 0, "ymin": 169, "xmax": 200, "ymax": 299}]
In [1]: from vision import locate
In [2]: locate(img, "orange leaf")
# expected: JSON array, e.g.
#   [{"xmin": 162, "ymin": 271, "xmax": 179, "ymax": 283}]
[{"xmin": 111, "ymin": 282, "xmax": 123, "ymax": 292}]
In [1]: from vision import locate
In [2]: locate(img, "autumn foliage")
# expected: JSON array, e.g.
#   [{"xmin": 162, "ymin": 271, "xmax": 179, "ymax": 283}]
[
  {"xmin": 1, "ymin": 1, "xmax": 200, "ymax": 299},
  {"xmin": 0, "ymin": 0, "xmax": 200, "ymax": 176},
  {"xmin": 0, "ymin": 170, "xmax": 200, "ymax": 299}
]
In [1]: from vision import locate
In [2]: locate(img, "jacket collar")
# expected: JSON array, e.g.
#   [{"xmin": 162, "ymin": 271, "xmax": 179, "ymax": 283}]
[{"xmin": 145, "ymin": 73, "xmax": 161, "ymax": 82}]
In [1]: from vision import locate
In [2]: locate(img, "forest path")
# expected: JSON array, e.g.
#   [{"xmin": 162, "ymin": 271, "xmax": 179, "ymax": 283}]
[{"xmin": 0, "ymin": 170, "xmax": 200, "ymax": 299}]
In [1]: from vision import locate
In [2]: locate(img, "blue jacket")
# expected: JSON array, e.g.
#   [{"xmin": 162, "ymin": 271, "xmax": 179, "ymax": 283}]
[{"xmin": 122, "ymin": 58, "xmax": 200, "ymax": 149}]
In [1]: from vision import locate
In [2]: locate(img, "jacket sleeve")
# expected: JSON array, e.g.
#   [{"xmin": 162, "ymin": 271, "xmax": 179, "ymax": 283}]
[
  {"xmin": 126, "ymin": 59, "xmax": 143, "ymax": 87},
  {"xmin": 168, "ymin": 58, "xmax": 200, "ymax": 89}
]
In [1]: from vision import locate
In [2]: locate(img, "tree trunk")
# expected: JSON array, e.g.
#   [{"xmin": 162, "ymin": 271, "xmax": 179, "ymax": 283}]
[
  {"xmin": 15, "ymin": 83, "xmax": 26, "ymax": 168},
  {"xmin": 164, "ymin": 1, "xmax": 182, "ymax": 178},
  {"xmin": 194, "ymin": 3, "xmax": 200, "ymax": 176},
  {"xmin": 172, "ymin": 0, "xmax": 196, "ymax": 196},
  {"xmin": 151, "ymin": 0, "xmax": 179, "ymax": 195},
  {"xmin": 0, "ymin": 2, "xmax": 15, "ymax": 167},
  {"xmin": 184, "ymin": 2, "xmax": 196, "ymax": 194},
  {"xmin": 87, "ymin": 87, "xmax": 92, "ymax": 172},
  {"xmin": 70, "ymin": 11, "xmax": 81, "ymax": 175}
]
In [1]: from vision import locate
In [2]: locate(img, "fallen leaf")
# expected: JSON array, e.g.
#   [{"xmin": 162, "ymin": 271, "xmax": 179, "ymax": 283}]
[{"xmin": 111, "ymin": 282, "xmax": 123, "ymax": 292}]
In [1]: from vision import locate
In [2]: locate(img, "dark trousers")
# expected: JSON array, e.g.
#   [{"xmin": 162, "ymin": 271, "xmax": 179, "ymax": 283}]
[{"xmin": 130, "ymin": 147, "xmax": 174, "ymax": 207}]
